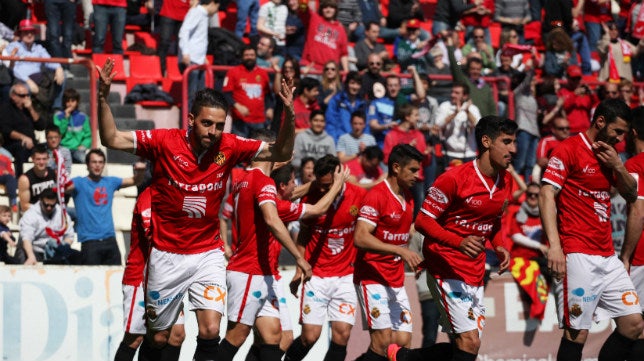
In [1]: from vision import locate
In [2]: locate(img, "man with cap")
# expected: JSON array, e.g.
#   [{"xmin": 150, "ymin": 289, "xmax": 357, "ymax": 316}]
[
  {"xmin": 5, "ymin": 19, "xmax": 65, "ymax": 110},
  {"xmin": 557, "ymin": 65, "xmax": 596, "ymax": 134}
]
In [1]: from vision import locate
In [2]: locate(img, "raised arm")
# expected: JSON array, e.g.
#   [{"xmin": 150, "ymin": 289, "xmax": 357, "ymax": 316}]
[
  {"xmin": 255, "ymin": 77, "xmax": 296, "ymax": 162},
  {"xmin": 301, "ymin": 166, "xmax": 348, "ymax": 218},
  {"xmin": 96, "ymin": 59, "xmax": 136, "ymax": 152}
]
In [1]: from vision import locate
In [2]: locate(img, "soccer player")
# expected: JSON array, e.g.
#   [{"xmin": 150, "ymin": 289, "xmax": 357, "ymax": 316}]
[
  {"xmin": 540, "ymin": 99, "xmax": 643, "ymax": 361},
  {"xmin": 353, "ymin": 144, "xmax": 424, "ymax": 361},
  {"xmin": 386, "ymin": 115, "xmax": 517, "ymax": 361},
  {"xmin": 96, "ymin": 59, "xmax": 296, "ymax": 361},
  {"xmin": 618, "ymin": 106, "xmax": 644, "ymax": 358},
  {"xmin": 219, "ymin": 131, "xmax": 347, "ymax": 361},
  {"xmin": 285, "ymin": 155, "xmax": 367, "ymax": 361},
  {"xmin": 114, "ymin": 187, "xmax": 186, "ymax": 361}
]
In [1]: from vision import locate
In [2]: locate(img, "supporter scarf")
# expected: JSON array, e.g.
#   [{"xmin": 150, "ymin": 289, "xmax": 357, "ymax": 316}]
[
  {"xmin": 515, "ymin": 201, "xmax": 539, "ymax": 224},
  {"xmin": 633, "ymin": 4, "xmax": 644, "ymax": 39},
  {"xmin": 45, "ymin": 149, "xmax": 71, "ymax": 244}
]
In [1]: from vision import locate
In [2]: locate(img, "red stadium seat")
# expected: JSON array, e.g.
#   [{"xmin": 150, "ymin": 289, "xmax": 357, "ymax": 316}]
[
  {"xmin": 129, "ymin": 54, "xmax": 163, "ymax": 82},
  {"xmin": 92, "ymin": 53, "xmax": 127, "ymax": 81}
]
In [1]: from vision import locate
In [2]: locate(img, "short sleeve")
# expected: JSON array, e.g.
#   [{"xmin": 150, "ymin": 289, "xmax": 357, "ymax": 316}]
[
  {"xmin": 276, "ymin": 198, "xmax": 305, "ymax": 222},
  {"xmin": 133, "ymin": 129, "xmax": 162, "ymax": 160},
  {"xmin": 357, "ymin": 191, "xmax": 382, "ymax": 227},
  {"xmin": 420, "ymin": 171, "xmax": 456, "ymax": 219},
  {"xmin": 541, "ymin": 144, "xmax": 570, "ymax": 188}
]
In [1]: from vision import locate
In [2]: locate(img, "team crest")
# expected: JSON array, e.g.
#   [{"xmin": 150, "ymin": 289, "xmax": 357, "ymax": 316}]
[
  {"xmin": 215, "ymin": 152, "xmax": 226, "ymax": 165},
  {"xmin": 569, "ymin": 304, "xmax": 582, "ymax": 317},
  {"xmin": 349, "ymin": 205, "xmax": 359, "ymax": 216},
  {"xmin": 370, "ymin": 307, "xmax": 380, "ymax": 318},
  {"xmin": 303, "ymin": 304, "xmax": 311, "ymax": 314},
  {"xmin": 467, "ymin": 307, "xmax": 475, "ymax": 320},
  {"xmin": 256, "ymin": 75, "xmax": 261, "ymax": 82}
]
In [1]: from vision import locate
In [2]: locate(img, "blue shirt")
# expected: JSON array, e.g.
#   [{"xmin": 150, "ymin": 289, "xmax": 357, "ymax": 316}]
[
  {"xmin": 4, "ymin": 41, "xmax": 60, "ymax": 81},
  {"xmin": 71, "ymin": 176, "xmax": 122, "ymax": 243}
]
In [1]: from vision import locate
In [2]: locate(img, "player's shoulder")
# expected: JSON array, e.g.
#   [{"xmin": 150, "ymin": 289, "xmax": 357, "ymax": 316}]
[{"xmin": 625, "ymin": 152, "xmax": 644, "ymax": 172}]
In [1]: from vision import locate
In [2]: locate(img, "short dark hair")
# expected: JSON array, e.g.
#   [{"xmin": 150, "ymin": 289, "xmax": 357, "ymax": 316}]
[
  {"xmin": 467, "ymin": 57, "xmax": 484, "ymax": 69},
  {"xmin": 309, "ymin": 109, "xmax": 325, "ymax": 121},
  {"xmin": 396, "ymin": 103, "xmax": 417, "ymax": 122},
  {"xmin": 242, "ymin": 45, "xmax": 256, "ymax": 55},
  {"xmin": 350, "ymin": 111, "xmax": 366, "ymax": 122},
  {"xmin": 298, "ymin": 77, "xmax": 321, "ymax": 94},
  {"xmin": 344, "ymin": 71, "xmax": 362, "ymax": 87},
  {"xmin": 85, "ymin": 148, "xmax": 106, "ymax": 165},
  {"xmin": 631, "ymin": 106, "xmax": 644, "ymax": 141},
  {"xmin": 474, "ymin": 115, "xmax": 518, "ymax": 154},
  {"xmin": 45, "ymin": 124, "xmax": 61, "ymax": 136},
  {"xmin": 387, "ymin": 144, "xmax": 423, "ymax": 171},
  {"xmin": 299, "ymin": 157, "xmax": 316, "ymax": 177},
  {"xmin": 366, "ymin": 21, "xmax": 379, "ymax": 32},
  {"xmin": 453, "ymin": 81, "xmax": 470, "ymax": 96},
  {"xmin": 363, "ymin": 145, "xmax": 383, "ymax": 161},
  {"xmin": 190, "ymin": 88, "xmax": 229, "ymax": 119},
  {"xmin": 592, "ymin": 98, "xmax": 633, "ymax": 126},
  {"xmin": 63, "ymin": 88, "xmax": 80, "ymax": 103},
  {"xmin": 250, "ymin": 128, "xmax": 275, "ymax": 142},
  {"xmin": 39, "ymin": 188, "xmax": 58, "ymax": 201},
  {"xmin": 32, "ymin": 143, "xmax": 48, "ymax": 156},
  {"xmin": 270, "ymin": 164, "xmax": 295, "ymax": 188},
  {"xmin": 314, "ymin": 154, "xmax": 340, "ymax": 178}
]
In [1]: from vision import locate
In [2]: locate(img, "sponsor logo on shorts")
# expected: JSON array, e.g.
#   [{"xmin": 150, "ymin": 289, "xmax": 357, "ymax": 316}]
[
  {"xmin": 477, "ymin": 315, "xmax": 485, "ymax": 330},
  {"xmin": 339, "ymin": 303, "xmax": 355, "ymax": 316},
  {"xmin": 569, "ymin": 304, "xmax": 582, "ymax": 317},
  {"xmin": 149, "ymin": 291, "xmax": 184, "ymax": 306},
  {"xmin": 203, "ymin": 285, "xmax": 226, "ymax": 304},
  {"xmin": 215, "ymin": 152, "xmax": 226, "ymax": 165},
  {"xmin": 182, "ymin": 196, "xmax": 207, "ymax": 218},
  {"xmin": 349, "ymin": 205, "xmax": 359, "ymax": 216},
  {"xmin": 622, "ymin": 291, "xmax": 640, "ymax": 306},
  {"xmin": 447, "ymin": 291, "xmax": 473, "ymax": 303},
  {"xmin": 252, "ymin": 290, "xmax": 262, "ymax": 298},
  {"xmin": 370, "ymin": 307, "xmax": 380, "ymax": 319},
  {"xmin": 467, "ymin": 307, "xmax": 475, "ymax": 320},
  {"xmin": 303, "ymin": 304, "xmax": 311, "ymax": 314},
  {"xmin": 400, "ymin": 310, "xmax": 412, "ymax": 324},
  {"xmin": 427, "ymin": 187, "xmax": 448, "ymax": 204}
]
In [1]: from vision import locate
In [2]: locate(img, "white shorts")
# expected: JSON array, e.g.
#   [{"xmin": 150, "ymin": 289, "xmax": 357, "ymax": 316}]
[
  {"xmin": 356, "ymin": 282, "xmax": 413, "ymax": 332},
  {"xmin": 145, "ymin": 247, "xmax": 227, "ymax": 331},
  {"xmin": 274, "ymin": 277, "xmax": 293, "ymax": 331},
  {"xmin": 631, "ymin": 265, "xmax": 644, "ymax": 312},
  {"xmin": 123, "ymin": 282, "xmax": 186, "ymax": 334},
  {"xmin": 226, "ymin": 270, "xmax": 281, "ymax": 326},
  {"xmin": 300, "ymin": 275, "xmax": 357, "ymax": 326},
  {"xmin": 556, "ymin": 253, "xmax": 641, "ymax": 330},
  {"xmin": 427, "ymin": 277, "xmax": 485, "ymax": 336}
]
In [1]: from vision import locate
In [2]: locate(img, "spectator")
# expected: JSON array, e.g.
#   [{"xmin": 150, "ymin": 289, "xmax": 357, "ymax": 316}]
[
  {"xmin": 223, "ymin": 46, "xmax": 273, "ymax": 138},
  {"xmin": 542, "ymin": 0, "xmax": 573, "ymax": 35},
  {"xmin": 345, "ymin": 144, "xmax": 384, "ymax": 189},
  {"xmin": 461, "ymin": 26, "xmax": 497, "ymax": 74},
  {"xmin": 44, "ymin": 125, "xmax": 72, "ymax": 177},
  {"xmin": 273, "ymin": 55, "xmax": 301, "ymax": 96},
  {"xmin": 368, "ymin": 68, "xmax": 425, "ymax": 147},
  {"xmin": 570, "ymin": 18, "xmax": 594, "ymax": 75},
  {"xmin": 416, "ymin": 72, "xmax": 441, "ymax": 187},
  {"xmin": 257, "ymin": 0, "xmax": 288, "ymax": 51},
  {"xmin": 493, "ymin": 50, "xmax": 522, "ymax": 117},
  {"xmin": 20, "ymin": 188, "xmax": 79, "ymax": 265},
  {"xmin": 558, "ymin": 65, "xmax": 596, "ymax": 134},
  {"xmin": 0, "ymin": 83, "xmax": 44, "ymax": 176},
  {"xmin": 18, "ymin": 144, "xmax": 55, "ymax": 213},
  {"xmin": 325, "ymin": 71, "xmax": 365, "ymax": 142},
  {"xmin": 494, "ymin": 0, "xmax": 531, "ymax": 42},
  {"xmin": 598, "ymin": 21, "xmax": 644, "ymax": 82},
  {"xmin": 512, "ymin": 67, "xmax": 540, "ymax": 182},
  {"xmin": 300, "ymin": 0, "xmax": 349, "ymax": 72},
  {"xmin": 178, "ymin": 0, "xmax": 220, "ymax": 103},
  {"xmin": 425, "ymin": 45, "xmax": 453, "ymax": 104},
  {"xmin": 583, "ymin": 0, "xmax": 612, "ymax": 51},
  {"xmin": 235, "ymin": 0, "xmax": 259, "ymax": 40},
  {"xmin": 292, "ymin": 77, "xmax": 320, "ymax": 133},
  {"xmin": 44, "ymin": 0, "xmax": 76, "ymax": 75},
  {"xmin": 461, "ymin": 0, "xmax": 494, "ymax": 43},
  {"xmin": 619, "ymin": 79, "xmax": 637, "ymax": 107},
  {"xmin": 337, "ymin": 0, "xmax": 364, "ymax": 41},
  {"xmin": 0, "ymin": 205, "xmax": 17, "ymax": 263},
  {"xmin": 536, "ymin": 115, "xmax": 570, "ymax": 169},
  {"xmin": 284, "ymin": 0, "xmax": 307, "ymax": 60},
  {"xmin": 159, "ymin": 0, "xmax": 192, "ymax": 76},
  {"xmin": 0, "ymin": 135, "xmax": 16, "ymax": 211},
  {"xmin": 495, "ymin": 28, "xmax": 525, "ymax": 70},
  {"xmin": 53, "ymin": 88, "xmax": 91, "ymax": 164},
  {"xmin": 354, "ymin": 22, "xmax": 390, "ymax": 71},
  {"xmin": 297, "ymin": 156, "xmax": 316, "ymax": 185},
  {"xmin": 256, "ymin": 35, "xmax": 285, "ymax": 71},
  {"xmin": 293, "ymin": 110, "xmax": 336, "ymax": 168},
  {"xmin": 394, "ymin": 18, "xmax": 432, "ymax": 72},
  {"xmin": 5, "ymin": 20, "xmax": 65, "ymax": 110},
  {"xmin": 66, "ymin": 149, "xmax": 146, "ymax": 265},
  {"xmin": 536, "ymin": 75, "xmax": 564, "ymax": 134},
  {"xmin": 543, "ymin": 27, "xmax": 574, "ymax": 78},
  {"xmin": 317, "ymin": 60, "xmax": 343, "ymax": 111},
  {"xmin": 432, "ymin": 0, "xmax": 477, "ymax": 35},
  {"xmin": 126, "ymin": 0, "xmax": 154, "ymax": 28},
  {"xmin": 360, "ymin": 53, "xmax": 386, "ymax": 101},
  {"xmin": 435, "ymin": 81, "xmax": 481, "ymax": 167},
  {"xmin": 92, "ymin": 0, "xmax": 127, "ymax": 54},
  {"xmin": 446, "ymin": 31, "xmax": 497, "ymax": 116},
  {"xmin": 337, "ymin": 111, "xmax": 376, "ymax": 163}
]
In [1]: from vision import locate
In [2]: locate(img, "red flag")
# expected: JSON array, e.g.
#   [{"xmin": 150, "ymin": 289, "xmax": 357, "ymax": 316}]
[
  {"xmin": 608, "ymin": 45, "xmax": 621, "ymax": 83},
  {"xmin": 509, "ymin": 257, "xmax": 549, "ymax": 321},
  {"xmin": 501, "ymin": 44, "xmax": 534, "ymax": 57}
]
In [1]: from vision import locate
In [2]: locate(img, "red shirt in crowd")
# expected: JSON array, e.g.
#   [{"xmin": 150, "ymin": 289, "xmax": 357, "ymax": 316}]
[
  {"xmin": 300, "ymin": 11, "xmax": 348, "ymax": 72},
  {"xmin": 223, "ymin": 65, "xmax": 271, "ymax": 124}
]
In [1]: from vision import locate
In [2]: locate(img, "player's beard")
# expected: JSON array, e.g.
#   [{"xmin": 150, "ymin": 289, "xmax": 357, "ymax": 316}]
[
  {"xmin": 243, "ymin": 59, "xmax": 256, "ymax": 70},
  {"xmin": 595, "ymin": 124, "xmax": 617, "ymax": 146}
]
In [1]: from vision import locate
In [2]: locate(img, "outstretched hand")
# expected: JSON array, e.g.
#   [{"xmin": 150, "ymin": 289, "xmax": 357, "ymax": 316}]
[
  {"xmin": 96, "ymin": 59, "xmax": 117, "ymax": 99},
  {"xmin": 278, "ymin": 76, "xmax": 296, "ymax": 108}
]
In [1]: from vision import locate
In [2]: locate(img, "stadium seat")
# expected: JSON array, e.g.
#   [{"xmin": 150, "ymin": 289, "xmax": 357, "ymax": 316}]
[
  {"xmin": 166, "ymin": 56, "xmax": 183, "ymax": 81},
  {"xmin": 128, "ymin": 54, "xmax": 163, "ymax": 82},
  {"xmin": 92, "ymin": 53, "xmax": 127, "ymax": 81}
]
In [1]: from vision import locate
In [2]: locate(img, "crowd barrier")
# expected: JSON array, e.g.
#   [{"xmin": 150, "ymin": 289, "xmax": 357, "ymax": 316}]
[{"xmin": 0, "ymin": 266, "xmax": 611, "ymax": 361}]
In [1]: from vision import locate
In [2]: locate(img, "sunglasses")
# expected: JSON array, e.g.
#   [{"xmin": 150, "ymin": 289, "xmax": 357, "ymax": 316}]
[
  {"xmin": 555, "ymin": 126, "xmax": 570, "ymax": 131},
  {"xmin": 369, "ymin": 62, "xmax": 381, "ymax": 66},
  {"xmin": 473, "ymin": 35, "xmax": 484, "ymax": 39},
  {"xmin": 526, "ymin": 192, "xmax": 539, "ymax": 198},
  {"xmin": 42, "ymin": 202, "xmax": 57, "ymax": 209},
  {"xmin": 325, "ymin": 67, "xmax": 336, "ymax": 71},
  {"xmin": 13, "ymin": 92, "xmax": 30, "ymax": 98}
]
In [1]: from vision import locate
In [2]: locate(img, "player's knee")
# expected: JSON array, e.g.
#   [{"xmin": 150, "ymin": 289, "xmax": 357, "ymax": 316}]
[
  {"xmin": 330, "ymin": 326, "xmax": 351, "ymax": 345},
  {"xmin": 280, "ymin": 331, "xmax": 294, "ymax": 348},
  {"xmin": 301, "ymin": 331, "xmax": 320, "ymax": 347},
  {"xmin": 123, "ymin": 333, "xmax": 144, "ymax": 348},
  {"xmin": 168, "ymin": 326, "xmax": 186, "ymax": 346},
  {"xmin": 198, "ymin": 323, "xmax": 220, "ymax": 339},
  {"xmin": 457, "ymin": 332, "xmax": 481, "ymax": 354},
  {"xmin": 151, "ymin": 330, "xmax": 170, "ymax": 347},
  {"xmin": 621, "ymin": 316, "xmax": 644, "ymax": 339}
]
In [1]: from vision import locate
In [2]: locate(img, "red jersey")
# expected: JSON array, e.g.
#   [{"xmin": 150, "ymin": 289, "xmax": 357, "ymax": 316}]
[
  {"xmin": 346, "ymin": 157, "xmax": 383, "ymax": 184},
  {"xmin": 353, "ymin": 179, "xmax": 414, "ymax": 288},
  {"xmin": 536, "ymin": 135, "xmax": 562, "ymax": 161},
  {"xmin": 421, "ymin": 161, "xmax": 510, "ymax": 286},
  {"xmin": 293, "ymin": 96, "xmax": 320, "ymax": 130},
  {"xmin": 221, "ymin": 167, "xmax": 248, "ymax": 250},
  {"xmin": 222, "ymin": 65, "xmax": 271, "ymax": 124},
  {"xmin": 509, "ymin": 208, "xmax": 544, "ymax": 260},
  {"xmin": 301, "ymin": 11, "xmax": 348, "ymax": 72},
  {"xmin": 122, "ymin": 188, "xmax": 152, "ymax": 286},
  {"xmin": 584, "ymin": 0, "xmax": 612, "ymax": 23},
  {"xmin": 227, "ymin": 168, "xmax": 305, "ymax": 276},
  {"xmin": 625, "ymin": 152, "xmax": 644, "ymax": 266},
  {"xmin": 542, "ymin": 133, "xmax": 615, "ymax": 256},
  {"xmin": 382, "ymin": 127, "xmax": 426, "ymax": 181},
  {"xmin": 558, "ymin": 88, "xmax": 594, "ymax": 134},
  {"xmin": 301, "ymin": 183, "xmax": 366, "ymax": 277},
  {"xmin": 159, "ymin": 0, "xmax": 191, "ymax": 21},
  {"xmin": 134, "ymin": 129, "xmax": 263, "ymax": 254},
  {"xmin": 461, "ymin": 0, "xmax": 494, "ymax": 27}
]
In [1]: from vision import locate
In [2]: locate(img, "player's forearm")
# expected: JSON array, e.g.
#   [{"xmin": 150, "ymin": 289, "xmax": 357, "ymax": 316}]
[
  {"xmin": 272, "ymin": 104, "xmax": 295, "ymax": 162},
  {"xmin": 539, "ymin": 186, "xmax": 562, "ymax": 250},
  {"xmin": 415, "ymin": 212, "xmax": 462, "ymax": 249},
  {"xmin": 291, "ymin": 182, "xmax": 311, "ymax": 201},
  {"xmin": 268, "ymin": 216, "xmax": 303, "ymax": 260},
  {"xmin": 621, "ymin": 201, "xmax": 644, "ymax": 262},
  {"xmin": 304, "ymin": 181, "xmax": 343, "ymax": 218},
  {"xmin": 614, "ymin": 165, "xmax": 638, "ymax": 203}
]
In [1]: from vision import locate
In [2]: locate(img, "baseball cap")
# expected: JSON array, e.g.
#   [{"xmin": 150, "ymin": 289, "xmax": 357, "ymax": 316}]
[
  {"xmin": 18, "ymin": 19, "xmax": 36, "ymax": 32},
  {"xmin": 567, "ymin": 65, "xmax": 582, "ymax": 78},
  {"xmin": 407, "ymin": 19, "xmax": 421, "ymax": 29}
]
